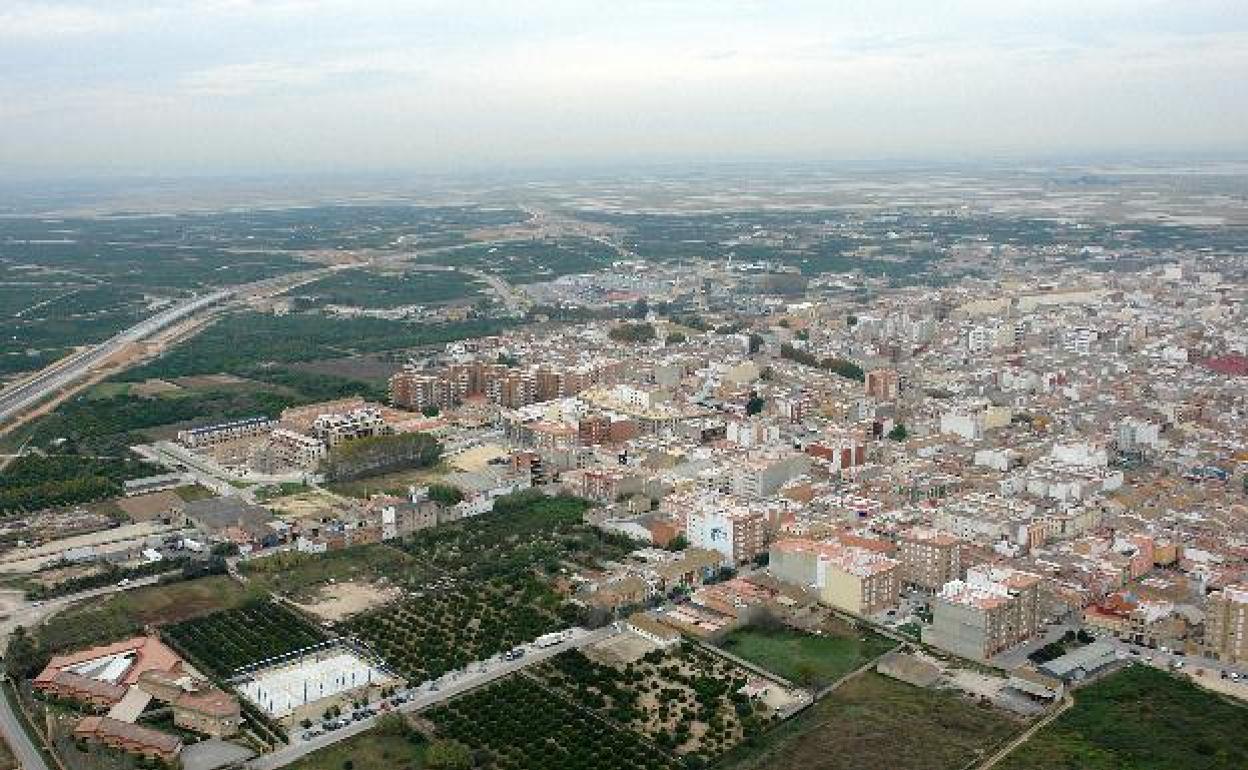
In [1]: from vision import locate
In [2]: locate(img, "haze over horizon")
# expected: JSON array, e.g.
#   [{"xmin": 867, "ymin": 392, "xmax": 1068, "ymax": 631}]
[{"xmin": 2, "ymin": 0, "xmax": 1247, "ymax": 178}]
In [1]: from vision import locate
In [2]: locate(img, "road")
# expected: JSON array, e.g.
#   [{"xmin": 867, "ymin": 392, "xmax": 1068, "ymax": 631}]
[
  {"xmin": 0, "ymin": 679, "xmax": 51, "ymax": 770},
  {"xmin": 0, "ymin": 291, "xmax": 232, "ymax": 426},
  {"xmin": 248, "ymin": 626, "xmax": 617, "ymax": 770},
  {"xmin": 0, "ymin": 575, "xmax": 164, "ymax": 647}
]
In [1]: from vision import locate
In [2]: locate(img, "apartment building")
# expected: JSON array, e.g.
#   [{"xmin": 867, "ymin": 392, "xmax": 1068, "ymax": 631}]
[
  {"xmin": 864, "ymin": 367, "xmax": 900, "ymax": 400},
  {"xmin": 177, "ymin": 416, "xmax": 275, "ymax": 449},
  {"xmin": 311, "ymin": 407, "xmax": 388, "ymax": 447},
  {"xmin": 1205, "ymin": 584, "xmax": 1248, "ymax": 664},
  {"xmin": 769, "ymin": 538, "xmax": 900, "ymax": 616},
  {"xmin": 267, "ymin": 428, "xmax": 327, "ymax": 469},
  {"xmin": 897, "ymin": 526, "xmax": 963, "ymax": 592},
  {"xmin": 932, "ymin": 493, "xmax": 1039, "ymax": 549},
  {"xmin": 926, "ymin": 564, "xmax": 1042, "ymax": 660},
  {"xmin": 729, "ymin": 450, "xmax": 811, "ymax": 498},
  {"xmin": 687, "ymin": 507, "xmax": 769, "ymax": 567}
]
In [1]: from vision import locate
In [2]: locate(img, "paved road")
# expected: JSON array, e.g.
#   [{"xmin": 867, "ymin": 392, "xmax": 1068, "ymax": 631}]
[
  {"xmin": 0, "ymin": 575, "xmax": 164, "ymax": 648},
  {"xmin": 0, "ymin": 291, "xmax": 231, "ymax": 425},
  {"xmin": 0, "ymin": 679, "xmax": 52, "ymax": 770},
  {"xmin": 249, "ymin": 626, "xmax": 617, "ymax": 770}
]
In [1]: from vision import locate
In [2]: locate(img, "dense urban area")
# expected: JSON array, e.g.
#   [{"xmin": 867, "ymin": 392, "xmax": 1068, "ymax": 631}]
[{"xmin": 0, "ymin": 164, "xmax": 1246, "ymax": 770}]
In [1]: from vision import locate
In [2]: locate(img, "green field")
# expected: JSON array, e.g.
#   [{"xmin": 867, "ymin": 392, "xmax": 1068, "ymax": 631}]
[
  {"xmin": 720, "ymin": 671, "xmax": 1021, "ymax": 770},
  {"xmin": 718, "ymin": 622, "xmax": 896, "ymax": 687},
  {"xmin": 997, "ymin": 665, "xmax": 1248, "ymax": 770}
]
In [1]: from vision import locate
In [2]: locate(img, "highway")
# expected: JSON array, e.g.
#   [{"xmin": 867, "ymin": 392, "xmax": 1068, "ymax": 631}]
[
  {"xmin": 0, "ymin": 290, "xmax": 232, "ymax": 425},
  {"xmin": 249, "ymin": 626, "xmax": 617, "ymax": 770}
]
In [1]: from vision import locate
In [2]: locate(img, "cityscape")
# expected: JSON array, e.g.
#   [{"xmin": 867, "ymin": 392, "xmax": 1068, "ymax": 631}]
[{"xmin": 2, "ymin": 3, "xmax": 1247, "ymax": 770}]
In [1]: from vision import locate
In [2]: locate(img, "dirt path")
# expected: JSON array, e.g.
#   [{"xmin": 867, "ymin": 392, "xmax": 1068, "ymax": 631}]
[{"xmin": 974, "ymin": 693, "xmax": 1072, "ymax": 770}]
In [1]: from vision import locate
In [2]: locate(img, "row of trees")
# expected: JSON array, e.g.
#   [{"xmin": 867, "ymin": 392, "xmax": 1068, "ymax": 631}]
[
  {"xmin": 323, "ymin": 431, "xmax": 442, "ymax": 482},
  {"xmin": 779, "ymin": 343, "xmax": 865, "ymax": 382}
]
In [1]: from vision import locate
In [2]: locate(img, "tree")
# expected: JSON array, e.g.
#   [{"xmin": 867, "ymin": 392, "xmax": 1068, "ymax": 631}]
[
  {"xmin": 421, "ymin": 405, "xmax": 440, "ymax": 417},
  {"xmin": 665, "ymin": 332, "xmax": 687, "ymax": 346},
  {"xmin": 609, "ymin": 323, "xmax": 656, "ymax": 343},
  {"xmin": 425, "ymin": 738, "xmax": 471, "ymax": 769},
  {"xmin": 666, "ymin": 534, "xmax": 688, "ymax": 552},
  {"xmin": 747, "ymin": 333, "xmax": 764, "ymax": 354},
  {"xmin": 745, "ymin": 392, "xmax": 765, "ymax": 416},
  {"xmin": 427, "ymin": 483, "xmax": 463, "ymax": 507},
  {"xmin": 5, "ymin": 626, "xmax": 43, "ymax": 679},
  {"xmin": 887, "ymin": 423, "xmax": 908, "ymax": 441}
]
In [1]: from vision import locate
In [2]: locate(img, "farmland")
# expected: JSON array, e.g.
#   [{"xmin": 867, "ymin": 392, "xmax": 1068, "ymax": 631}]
[
  {"xmin": 426, "ymin": 674, "xmax": 680, "ymax": 770},
  {"xmin": 718, "ymin": 671, "xmax": 1022, "ymax": 770},
  {"xmin": 164, "ymin": 601, "xmax": 328, "ymax": 676},
  {"xmin": 349, "ymin": 573, "xmax": 572, "ymax": 682},
  {"xmin": 534, "ymin": 645, "xmax": 772, "ymax": 763},
  {"xmin": 347, "ymin": 491, "xmax": 641, "ymax": 682},
  {"xmin": 397, "ymin": 490, "xmax": 635, "ymax": 578},
  {"xmin": 717, "ymin": 620, "xmax": 896, "ymax": 687},
  {"xmin": 997, "ymin": 665, "xmax": 1248, "ymax": 770}
]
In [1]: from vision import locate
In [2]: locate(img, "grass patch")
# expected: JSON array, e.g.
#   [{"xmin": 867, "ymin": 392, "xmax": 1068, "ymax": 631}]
[
  {"xmin": 173, "ymin": 483, "xmax": 217, "ymax": 501},
  {"xmin": 718, "ymin": 621, "xmax": 896, "ymax": 687},
  {"xmin": 720, "ymin": 671, "xmax": 1020, "ymax": 770},
  {"xmin": 997, "ymin": 665, "xmax": 1248, "ymax": 770},
  {"xmin": 286, "ymin": 729, "xmax": 427, "ymax": 770}
]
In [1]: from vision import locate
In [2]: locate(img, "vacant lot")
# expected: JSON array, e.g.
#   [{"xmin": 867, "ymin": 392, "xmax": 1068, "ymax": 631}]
[
  {"xmin": 720, "ymin": 672, "xmax": 1021, "ymax": 770},
  {"xmin": 286, "ymin": 729, "xmax": 426, "ymax": 770},
  {"xmin": 998, "ymin": 665, "xmax": 1248, "ymax": 770},
  {"xmin": 718, "ymin": 622, "xmax": 896, "ymax": 687},
  {"xmin": 36, "ymin": 575, "xmax": 255, "ymax": 655},
  {"xmin": 240, "ymin": 543, "xmax": 421, "ymax": 602}
]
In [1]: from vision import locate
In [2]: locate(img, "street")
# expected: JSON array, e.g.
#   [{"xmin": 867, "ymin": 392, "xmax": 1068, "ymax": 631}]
[{"xmin": 248, "ymin": 626, "xmax": 617, "ymax": 770}]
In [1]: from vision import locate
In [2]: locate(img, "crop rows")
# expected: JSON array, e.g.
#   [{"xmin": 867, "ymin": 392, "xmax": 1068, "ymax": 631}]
[
  {"xmin": 427, "ymin": 675, "xmax": 680, "ymax": 770},
  {"xmin": 164, "ymin": 601, "xmax": 326, "ymax": 676}
]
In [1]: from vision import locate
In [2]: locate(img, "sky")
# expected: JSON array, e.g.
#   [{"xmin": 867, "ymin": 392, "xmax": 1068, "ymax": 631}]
[{"xmin": 1, "ymin": 0, "xmax": 1246, "ymax": 177}]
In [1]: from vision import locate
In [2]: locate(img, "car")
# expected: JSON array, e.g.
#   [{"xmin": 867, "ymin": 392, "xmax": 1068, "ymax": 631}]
[
  {"xmin": 1231, "ymin": 672, "xmax": 1241, "ymax": 681},
  {"xmin": 117, "ymin": 578, "xmax": 131, "ymax": 587},
  {"xmin": 1129, "ymin": 649, "xmax": 1140, "ymax": 656}
]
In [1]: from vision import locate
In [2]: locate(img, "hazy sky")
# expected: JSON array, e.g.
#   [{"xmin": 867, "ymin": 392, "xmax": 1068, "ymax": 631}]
[{"xmin": 2, "ymin": 0, "xmax": 1246, "ymax": 176}]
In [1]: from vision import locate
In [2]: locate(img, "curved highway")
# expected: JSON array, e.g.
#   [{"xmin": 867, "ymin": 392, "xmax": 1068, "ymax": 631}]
[{"xmin": 0, "ymin": 291, "xmax": 232, "ymax": 426}]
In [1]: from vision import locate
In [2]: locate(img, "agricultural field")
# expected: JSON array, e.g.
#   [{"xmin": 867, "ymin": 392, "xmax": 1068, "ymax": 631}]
[
  {"xmin": 349, "ymin": 573, "xmax": 572, "ymax": 682},
  {"xmin": 296, "ymin": 267, "xmax": 483, "ymax": 308},
  {"xmin": 426, "ymin": 674, "xmax": 681, "ymax": 770},
  {"xmin": 164, "ymin": 601, "xmax": 328, "ymax": 676},
  {"xmin": 534, "ymin": 645, "xmax": 775, "ymax": 763},
  {"xmin": 997, "ymin": 665, "xmax": 1248, "ymax": 770},
  {"xmin": 718, "ymin": 619, "xmax": 896, "ymax": 687},
  {"xmin": 431, "ymin": 237, "xmax": 619, "ymax": 283},
  {"xmin": 718, "ymin": 671, "xmax": 1022, "ymax": 770},
  {"xmin": 239, "ymin": 543, "xmax": 422, "ymax": 602}
]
